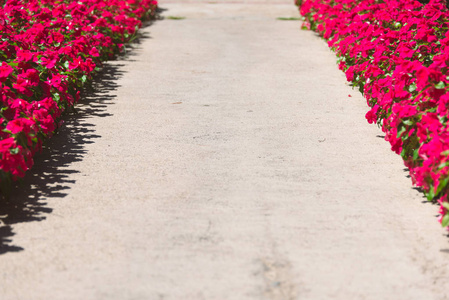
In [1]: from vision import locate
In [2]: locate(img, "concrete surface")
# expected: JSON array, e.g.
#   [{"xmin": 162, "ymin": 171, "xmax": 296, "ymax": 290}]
[{"xmin": 1, "ymin": 1, "xmax": 449, "ymax": 299}]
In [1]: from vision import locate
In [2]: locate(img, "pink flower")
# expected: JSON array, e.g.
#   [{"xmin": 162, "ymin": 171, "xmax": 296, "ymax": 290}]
[
  {"xmin": 297, "ymin": 0, "xmax": 449, "ymax": 221},
  {"xmin": 16, "ymin": 49, "xmax": 34, "ymax": 62},
  {"xmin": 41, "ymin": 53, "xmax": 59, "ymax": 69},
  {"xmin": 0, "ymin": 0, "xmax": 159, "ymax": 185},
  {"xmin": 6, "ymin": 118, "xmax": 35, "ymax": 134},
  {"xmin": 68, "ymin": 56, "xmax": 82, "ymax": 70},
  {"xmin": 0, "ymin": 62, "xmax": 13, "ymax": 81},
  {"xmin": 89, "ymin": 47, "xmax": 100, "ymax": 57},
  {"xmin": 365, "ymin": 105, "xmax": 379, "ymax": 124}
]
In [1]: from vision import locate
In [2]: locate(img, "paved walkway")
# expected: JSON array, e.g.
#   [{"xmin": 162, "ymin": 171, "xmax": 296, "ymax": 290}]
[{"xmin": 1, "ymin": 1, "xmax": 449, "ymax": 299}]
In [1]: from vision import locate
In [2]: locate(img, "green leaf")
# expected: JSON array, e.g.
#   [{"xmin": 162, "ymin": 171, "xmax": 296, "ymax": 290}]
[
  {"xmin": 426, "ymin": 187, "xmax": 435, "ymax": 201},
  {"xmin": 442, "ymin": 214, "xmax": 449, "ymax": 227},
  {"xmin": 436, "ymin": 176, "xmax": 449, "ymax": 196},
  {"xmin": 63, "ymin": 60, "xmax": 69, "ymax": 69},
  {"xmin": 166, "ymin": 16, "xmax": 186, "ymax": 20},
  {"xmin": 442, "ymin": 202, "xmax": 449, "ymax": 211},
  {"xmin": 9, "ymin": 147, "xmax": 19, "ymax": 155},
  {"xmin": 277, "ymin": 17, "xmax": 302, "ymax": 21},
  {"xmin": 52, "ymin": 92, "xmax": 60, "ymax": 102},
  {"xmin": 438, "ymin": 161, "xmax": 449, "ymax": 169},
  {"xmin": 400, "ymin": 148, "xmax": 409, "ymax": 159},
  {"xmin": 358, "ymin": 85, "xmax": 364, "ymax": 95},
  {"xmin": 435, "ymin": 81, "xmax": 446, "ymax": 89},
  {"xmin": 402, "ymin": 119, "xmax": 414, "ymax": 126},
  {"xmin": 81, "ymin": 75, "xmax": 87, "ymax": 83},
  {"xmin": 413, "ymin": 148, "xmax": 419, "ymax": 160},
  {"xmin": 397, "ymin": 126, "xmax": 407, "ymax": 138},
  {"xmin": 408, "ymin": 83, "xmax": 417, "ymax": 93}
]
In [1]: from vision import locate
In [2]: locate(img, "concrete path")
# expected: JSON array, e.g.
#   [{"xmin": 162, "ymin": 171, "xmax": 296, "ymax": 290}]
[{"xmin": 1, "ymin": 1, "xmax": 449, "ymax": 299}]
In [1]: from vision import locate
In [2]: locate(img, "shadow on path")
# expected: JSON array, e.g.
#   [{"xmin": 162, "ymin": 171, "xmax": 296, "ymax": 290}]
[
  {"xmin": 0, "ymin": 19, "xmax": 155, "ymax": 255},
  {"xmin": 0, "ymin": 64, "xmax": 125, "ymax": 254}
]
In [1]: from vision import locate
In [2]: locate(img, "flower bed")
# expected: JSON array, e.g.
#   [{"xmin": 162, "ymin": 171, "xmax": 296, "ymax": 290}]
[
  {"xmin": 296, "ymin": 0, "xmax": 449, "ymax": 227},
  {"xmin": 0, "ymin": 0, "xmax": 157, "ymax": 194}
]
